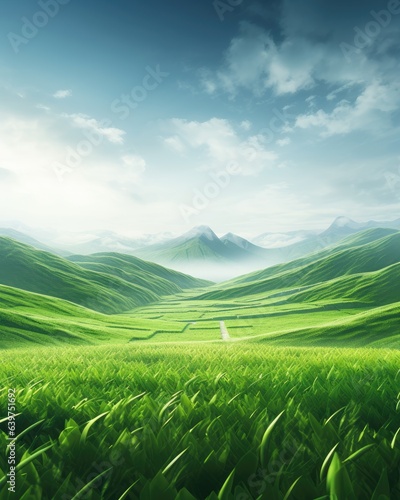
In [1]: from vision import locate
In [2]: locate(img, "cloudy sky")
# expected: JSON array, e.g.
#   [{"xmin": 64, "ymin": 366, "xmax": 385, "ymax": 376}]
[{"xmin": 0, "ymin": 0, "xmax": 400, "ymax": 237}]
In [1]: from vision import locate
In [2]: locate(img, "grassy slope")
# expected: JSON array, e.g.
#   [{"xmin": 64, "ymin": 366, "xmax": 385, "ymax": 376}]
[
  {"xmin": 250, "ymin": 301, "xmax": 400, "ymax": 348},
  {"xmin": 0, "ymin": 227, "xmax": 70, "ymax": 256},
  {"xmin": 286, "ymin": 261, "xmax": 400, "ymax": 306},
  {"xmin": 201, "ymin": 231, "xmax": 400, "ymax": 300},
  {"xmin": 0, "ymin": 237, "xmax": 210, "ymax": 315},
  {"xmin": 0, "ymin": 237, "xmax": 164, "ymax": 313},
  {"xmin": 68, "ymin": 252, "xmax": 211, "ymax": 290},
  {"xmin": 227, "ymin": 228, "xmax": 399, "ymax": 286},
  {"xmin": 0, "ymin": 284, "xmax": 184, "ymax": 348}
]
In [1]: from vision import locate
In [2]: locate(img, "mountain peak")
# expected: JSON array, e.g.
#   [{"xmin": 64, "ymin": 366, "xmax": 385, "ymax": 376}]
[
  {"xmin": 184, "ymin": 226, "xmax": 219, "ymax": 241},
  {"xmin": 331, "ymin": 216, "xmax": 359, "ymax": 228},
  {"xmin": 220, "ymin": 232, "xmax": 265, "ymax": 253},
  {"xmin": 221, "ymin": 232, "xmax": 236, "ymax": 240}
]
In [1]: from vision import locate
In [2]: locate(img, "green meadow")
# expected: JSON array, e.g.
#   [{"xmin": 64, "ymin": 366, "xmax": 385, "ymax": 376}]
[
  {"xmin": 1, "ymin": 344, "xmax": 399, "ymax": 499},
  {"xmin": 1, "ymin": 228, "xmax": 400, "ymax": 498}
]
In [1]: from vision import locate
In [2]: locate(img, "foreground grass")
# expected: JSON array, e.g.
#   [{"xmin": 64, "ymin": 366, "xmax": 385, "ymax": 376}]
[{"xmin": 1, "ymin": 344, "xmax": 399, "ymax": 499}]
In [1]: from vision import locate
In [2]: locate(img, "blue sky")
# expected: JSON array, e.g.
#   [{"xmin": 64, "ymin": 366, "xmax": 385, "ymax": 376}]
[{"xmin": 0, "ymin": 0, "xmax": 400, "ymax": 237}]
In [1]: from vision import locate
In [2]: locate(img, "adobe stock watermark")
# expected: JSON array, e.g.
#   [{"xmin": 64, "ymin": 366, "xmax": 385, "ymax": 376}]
[
  {"xmin": 60, "ymin": 399, "xmax": 165, "ymax": 499},
  {"xmin": 384, "ymin": 162, "xmax": 400, "ymax": 200},
  {"xmin": 235, "ymin": 437, "xmax": 301, "ymax": 499},
  {"xmin": 110, "ymin": 65, "xmax": 169, "ymax": 121},
  {"xmin": 213, "ymin": 0, "xmax": 245, "ymax": 21},
  {"xmin": 52, "ymin": 65, "xmax": 169, "ymax": 181},
  {"xmin": 258, "ymin": 107, "xmax": 295, "ymax": 145},
  {"xmin": 7, "ymin": 388, "xmax": 17, "ymax": 494},
  {"xmin": 179, "ymin": 162, "xmax": 242, "ymax": 224},
  {"xmin": 340, "ymin": 0, "xmax": 400, "ymax": 62},
  {"xmin": 60, "ymin": 447, "xmax": 125, "ymax": 499},
  {"xmin": 7, "ymin": 0, "xmax": 71, "ymax": 54}
]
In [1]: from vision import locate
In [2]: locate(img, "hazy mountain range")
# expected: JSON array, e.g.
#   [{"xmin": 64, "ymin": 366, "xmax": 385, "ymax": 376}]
[
  {"xmin": 1, "ymin": 216, "xmax": 400, "ymax": 281},
  {"xmin": 1, "ymin": 223, "xmax": 400, "ymax": 348}
]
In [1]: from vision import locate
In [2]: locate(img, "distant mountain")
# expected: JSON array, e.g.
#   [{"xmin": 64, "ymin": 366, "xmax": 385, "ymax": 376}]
[
  {"xmin": 252, "ymin": 216, "xmax": 400, "ymax": 263},
  {"xmin": 0, "ymin": 237, "xmax": 208, "ymax": 314},
  {"xmin": 142, "ymin": 225, "xmax": 230, "ymax": 260},
  {"xmin": 133, "ymin": 226, "xmax": 271, "ymax": 281},
  {"xmin": 220, "ymin": 233, "xmax": 269, "ymax": 258},
  {"xmin": 4, "ymin": 216, "xmax": 400, "ymax": 282},
  {"xmin": 130, "ymin": 219, "xmax": 400, "ymax": 281},
  {"xmin": 42, "ymin": 230, "xmax": 175, "ymax": 256},
  {"xmin": 320, "ymin": 216, "xmax": 400, "ymax": 243},
  {"xmin": 0, "ymin": 228, "xmax": 70, "ymax": 256}
]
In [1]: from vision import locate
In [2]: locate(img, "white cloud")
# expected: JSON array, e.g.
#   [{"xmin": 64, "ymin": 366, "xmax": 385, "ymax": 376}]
[
  {"xmin": 122, "ymin": 154, "xmax": 146, "ymax": 171},
  {"xmin": 326, "ymin": 83, "xmax": 356, "ymax": 101},
  {"xmin": 64, "ymin": 113, "xmax": 126, "ymax": 144},
  {"xmin": 202, "ymin": 22, "xmax": 324, "ymax": 97},
  {"xmin": 277, "ymin": 137, "xmax": 291, "ymax": 146},
  {"xmin": 53, "ymin": 89, "xmax": 72, "ymax": 99},
  {"xmin": 121, "ymin": 155, "xmax": 146, "ymax": 182},
  {"xmin": 201, "ymin": 0, "xmax": 400, "ymax": 107},
  {"xmin": 294, "ymin": 81, "xmax": 400, "ymax": 137},
  {"xmin": 164, "ymin": 117, "xmax": 278, "ymax": 175},
  {"xmin": 164, "ymin": 135, "xmax": 186, "ymax": 153},
  {"xmin": 240, "ymin": 120, "xmax": 252, "ymax": 130},
  {"xmin": 36, "ymin": 104, "xmax": 51, "ymax": 112}
]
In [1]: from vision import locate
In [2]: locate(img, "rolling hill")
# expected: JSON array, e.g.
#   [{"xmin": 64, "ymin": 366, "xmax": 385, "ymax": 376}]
[
  {"xmin": 0, "ymin": 228, "xmax": 70, "ymax": 256},
  {"xmin": 67, "ymin": 252, "xmax": 211, "ymax": 291},
  {"xmin": 0, "ymin": 237, "xmax": 207, "ymax": 314},
  {"xmin": 226, "ymin": 228, "xmax": 400, "ymax": 285},
  {"xmin": 286, "ymin": 261, "xmax": 400, "ymax": 306},
  {"xmin": 250, "ymin": 301, "xmax": 400, "ymax": 348},
  {"xmin": 198, "ymin": 231, "xmax": 400, "ymax": 300},
  {"xmin": 0, "ymin": 284, "xmax": 183, "ymax": 348}
]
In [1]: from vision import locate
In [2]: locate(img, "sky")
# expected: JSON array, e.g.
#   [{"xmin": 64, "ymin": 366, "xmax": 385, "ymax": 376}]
[{"xmin": 0, "ymin": 0, "xmax": 400, "ymax": 238}]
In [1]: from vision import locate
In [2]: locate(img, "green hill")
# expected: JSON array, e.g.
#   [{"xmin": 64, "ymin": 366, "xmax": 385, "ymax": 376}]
[
  {"xmin": 0, "ymin": 227, "xmax": 70, "ymax": 256},
  {"xmin": 0, "ymin": 284, "xmax": 183, "ymax": 348},
  {"xmin": 286, "ymin": 262, "xmax": 400, "ymax": 307},
  {"xmin": 68, "ymin": 252, "xmax": 211, "ymax": 291},
  {"xmin": 203, "ymin": 232, "xmax": 400, "ymax": 300},
  {"xmin": 0, "ymin": 238, "xmax": 205, "ymax": 314},
  {"xmin": 228, "ymin": 228, "xmax": 399, "ymax": 286},
  {"xmin": 251, "ymin": 301, "xmax": 400, "ymax": 348}
]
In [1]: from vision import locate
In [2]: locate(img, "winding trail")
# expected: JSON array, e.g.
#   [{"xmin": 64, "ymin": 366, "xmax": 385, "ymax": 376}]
[{"xmin": 220, "ymin": 321, "xmax": 231, "ymax": 341}]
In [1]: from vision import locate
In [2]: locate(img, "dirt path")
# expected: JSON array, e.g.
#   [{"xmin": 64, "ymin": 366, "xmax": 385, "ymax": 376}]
[{"xmin": 220, "ymin": 321, "xmax": 231, "ymax": 341}]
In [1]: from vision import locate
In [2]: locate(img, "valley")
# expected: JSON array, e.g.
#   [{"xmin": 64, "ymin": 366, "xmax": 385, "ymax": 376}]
[
  {"xmin": 0, "ymin": 220, "xmax": 399, "ymax": 499},
  {"xmin": 1, "ymin": 223, "xmax": 399, "ymax": 350}
]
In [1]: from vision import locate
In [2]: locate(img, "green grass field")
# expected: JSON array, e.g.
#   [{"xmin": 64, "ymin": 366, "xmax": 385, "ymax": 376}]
[{"xmin": 1, "ymin": 344, "xmax": 399, "ymax": 499}]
